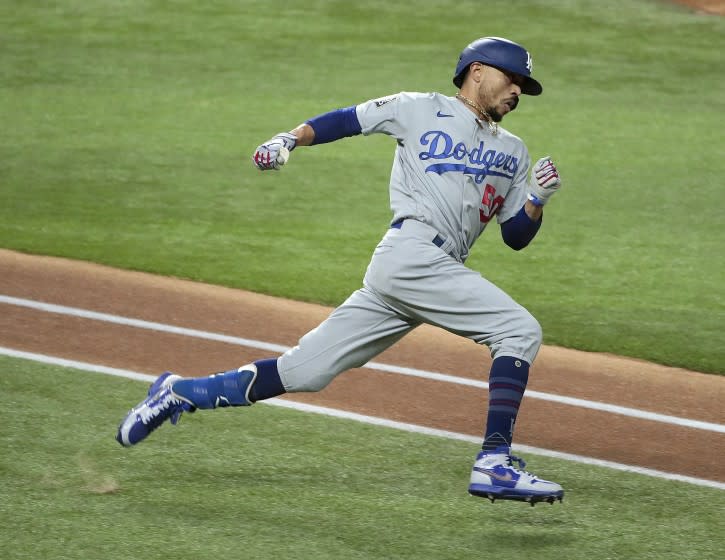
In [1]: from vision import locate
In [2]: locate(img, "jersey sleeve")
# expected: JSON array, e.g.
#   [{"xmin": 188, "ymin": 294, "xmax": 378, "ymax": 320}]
[
  {"xmin": 496, "ymin": 150, "xmax": 530, "ymax": 224},
  {"xmin": 355, "ymin": 92, "xmax": 413, "ymax": 140}
]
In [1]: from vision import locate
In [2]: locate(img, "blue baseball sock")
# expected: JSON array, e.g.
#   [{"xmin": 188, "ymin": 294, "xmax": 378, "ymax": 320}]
[
  {"xmin": 247, "ymin": 358, "xmax": 286, "ymax": 402},
  {"xmin": 172, "ymin": 358, "xmax": 286, "ymax": 409},
  {"xmin": 482, "ymin": 356, "xmax": 530, "ymax": 452}
]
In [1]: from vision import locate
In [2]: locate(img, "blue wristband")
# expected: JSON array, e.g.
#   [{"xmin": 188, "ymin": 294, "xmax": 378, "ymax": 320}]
[{"xmin": 527, "ymin": 193, "xmax": 546, "ymax": 207}]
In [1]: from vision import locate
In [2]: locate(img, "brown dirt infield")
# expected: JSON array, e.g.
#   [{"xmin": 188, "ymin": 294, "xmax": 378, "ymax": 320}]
[
  {"xmin": 1, "ymin": 249, "xmax": 723, "ymax": 485},
  {"xmin": 674, "ymin": 0, "xmax": 725, "ymax": 14}
]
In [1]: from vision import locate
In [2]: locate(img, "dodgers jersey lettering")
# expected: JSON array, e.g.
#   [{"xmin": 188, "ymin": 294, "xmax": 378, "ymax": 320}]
[{"xmin": 356, "ymin": 92, "xmax": 530, "ymax": 262}]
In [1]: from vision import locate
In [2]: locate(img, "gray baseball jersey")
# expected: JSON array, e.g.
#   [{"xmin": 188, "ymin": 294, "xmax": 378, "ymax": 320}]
[
  {"xmin": 357, "ymin": 91, "xmax": 530, "ymax": 263},
  {"xmin": 277, "ymin": 92, "xmax": 541, "ymax": 392}
]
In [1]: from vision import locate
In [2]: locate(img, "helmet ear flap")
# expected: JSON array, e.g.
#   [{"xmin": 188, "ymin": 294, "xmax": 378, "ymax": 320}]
[{"xmin": 453, "ymin": 68, "xmax": 467, "ymax": 88}]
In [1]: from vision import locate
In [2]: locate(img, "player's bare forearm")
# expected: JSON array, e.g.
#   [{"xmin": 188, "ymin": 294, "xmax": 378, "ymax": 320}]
[
  {"xmin": 289, "ymin": 123, "xmax": 315, "ymax": 146},
  {"xmin": 524, "ymin": 199, "xmax": 543, "ymax": 221}
]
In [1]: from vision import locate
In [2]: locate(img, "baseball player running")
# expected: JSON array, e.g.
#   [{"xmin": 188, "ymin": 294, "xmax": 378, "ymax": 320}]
[{"xmin": 117, "ymin": 37, "xmax": 564, "ymax": 505}]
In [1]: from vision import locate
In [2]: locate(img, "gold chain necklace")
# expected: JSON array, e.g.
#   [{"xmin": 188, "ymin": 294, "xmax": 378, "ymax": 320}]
[{"xmin": 455, "ymin": 93, "xmax": 498, "ymax": 135}]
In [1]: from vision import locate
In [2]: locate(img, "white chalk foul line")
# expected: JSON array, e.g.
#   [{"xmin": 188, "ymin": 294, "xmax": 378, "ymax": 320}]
[
  {"xmin": 1, "ymin": 294, "xmax": 724, "ymax": 435},
  {"xmin": 1, "ymin": 346, "xmax": 723, "ymax": 491}
]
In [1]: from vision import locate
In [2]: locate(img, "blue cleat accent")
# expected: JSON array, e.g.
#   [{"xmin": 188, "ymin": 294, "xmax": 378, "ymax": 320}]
[{"xmin": 468, "ymin": 446, "xmax": 564, "ymax": 505}]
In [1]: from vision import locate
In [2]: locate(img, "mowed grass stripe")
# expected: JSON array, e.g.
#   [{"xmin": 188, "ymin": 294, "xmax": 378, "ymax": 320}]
[{"xmin": 1, "ymin": 356, "xmax": 723, "ymax": 560}]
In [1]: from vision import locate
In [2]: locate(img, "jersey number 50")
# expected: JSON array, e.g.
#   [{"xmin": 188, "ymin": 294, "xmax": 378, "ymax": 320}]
[{"xmin": 480, "ymin": 183, "xmax": 504, "ymax": 224}]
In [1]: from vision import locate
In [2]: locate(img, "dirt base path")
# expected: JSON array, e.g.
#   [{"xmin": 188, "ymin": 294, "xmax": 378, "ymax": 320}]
[
  {"xmin": 674, "ymin": 0, "xmax": 725, "ymax": 14},
  {"xmin": 1, "ymin": 249, "xmax": 723, "ymax": 483}
]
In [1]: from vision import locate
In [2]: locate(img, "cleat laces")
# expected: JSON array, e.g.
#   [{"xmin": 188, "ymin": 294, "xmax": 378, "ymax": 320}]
[
  {"xmin": 507, "ymin": 454, "xmax": 537, "ymax": 478},
  {"xmin": 138, "ymin": 388, "xmax": 193, "ymax": 429}
]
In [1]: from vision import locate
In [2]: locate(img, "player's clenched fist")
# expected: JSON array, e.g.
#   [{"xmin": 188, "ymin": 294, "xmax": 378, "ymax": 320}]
[
  {"xmin": 252, "ymin": 132, "xmax": 297, "ymax": 170},
  {"xmin": 527, "ymin": 156, "xmax": 562, "ymax": 206}
]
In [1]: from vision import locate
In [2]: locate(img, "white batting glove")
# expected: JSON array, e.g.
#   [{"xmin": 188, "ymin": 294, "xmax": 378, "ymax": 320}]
[
  {"xmin": 252, "ymin": 132, "xmax": 297, "ymax": 171},
  {"xmin": 527, "ymin": 156, "xmax": 562, "ymax": 206}
]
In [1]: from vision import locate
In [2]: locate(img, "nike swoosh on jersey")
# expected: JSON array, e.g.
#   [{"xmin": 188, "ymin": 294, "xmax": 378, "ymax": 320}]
[
  {"xmin": 436, "ymin": 110, "xmax": 454, "ymax": 118},
  {"xmin": 472, "ymin": 467, "xmax": 514, "ymax": 481}
]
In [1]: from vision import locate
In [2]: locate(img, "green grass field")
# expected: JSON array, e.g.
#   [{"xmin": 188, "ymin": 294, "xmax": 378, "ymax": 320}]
[
  {"xmin": 1, "ymin": 356, "xmax": 723, "ymax": 560},
  {"xmin": 2, "ymin": 3, "xmax": 724, "ymax": 557},
  {"xmin": 1, "ymin": 0, "xmax": 723, "ymax": 373}
]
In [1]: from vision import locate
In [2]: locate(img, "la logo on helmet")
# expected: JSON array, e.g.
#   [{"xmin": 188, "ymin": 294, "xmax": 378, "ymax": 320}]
[{"xmin": 525, "ymin": 52, "xmax": 533, "ymax": 72}]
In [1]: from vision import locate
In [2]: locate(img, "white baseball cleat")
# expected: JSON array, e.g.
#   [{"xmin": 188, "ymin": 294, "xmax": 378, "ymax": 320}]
[{"xmin": 468, "ymin": 446, "xmax": 564, "ymax": 505}]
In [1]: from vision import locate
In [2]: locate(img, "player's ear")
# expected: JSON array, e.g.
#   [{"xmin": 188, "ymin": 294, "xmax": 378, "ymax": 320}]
[{"xmin": 468, "ymin": 62, "xmax": 484, "ymax": 84}]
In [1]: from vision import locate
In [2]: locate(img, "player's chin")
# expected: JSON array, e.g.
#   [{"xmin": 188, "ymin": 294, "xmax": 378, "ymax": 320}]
[
  {"xmin": 494, "ymin": 99, "xmax": 518, "ymax": 121},
  {"xmin": 489, "ymin": 107, "xmax": 505, "ymax": 122}
]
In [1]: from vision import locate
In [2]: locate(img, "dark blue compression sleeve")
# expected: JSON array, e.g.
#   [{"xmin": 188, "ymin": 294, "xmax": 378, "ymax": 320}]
[
  {"xmin": 500, "ymin": 205, "xmax": 542, "ymax": 250},
  {"xmin": 306, "ymin": 106, "xmax": 362, "ymax": 145}
]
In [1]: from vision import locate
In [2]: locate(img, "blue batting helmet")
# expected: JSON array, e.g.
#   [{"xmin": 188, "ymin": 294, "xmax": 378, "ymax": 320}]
[{"xmin": 453, "ymin": 37, "xmax": 542, "ymax": 96}]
